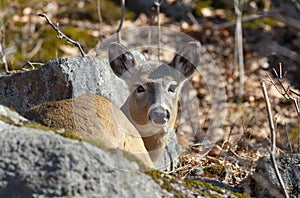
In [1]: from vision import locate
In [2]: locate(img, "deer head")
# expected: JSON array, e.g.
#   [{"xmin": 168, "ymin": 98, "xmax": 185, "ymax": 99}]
[{"xmin": 109, "ymin": 41, "xmax": 200, "ymax": 162}]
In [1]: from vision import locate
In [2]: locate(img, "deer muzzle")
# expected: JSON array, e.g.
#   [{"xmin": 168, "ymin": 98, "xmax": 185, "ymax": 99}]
[{"xmin": 148, "ymin": 104, "xmax": 170, "ymax": 126}]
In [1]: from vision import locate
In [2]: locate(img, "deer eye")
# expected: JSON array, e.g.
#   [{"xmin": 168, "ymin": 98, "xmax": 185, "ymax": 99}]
[
  {"xmin": 136, "ymin": 85, "xmax": 146, "ymax": 93},
  {"xmin": 168, "ymin": 84, "xmax": 177, "ymax": 93}
]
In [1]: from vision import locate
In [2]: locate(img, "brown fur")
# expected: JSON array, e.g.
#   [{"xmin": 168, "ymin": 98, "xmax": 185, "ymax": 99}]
[
  {"xmin": 127, "ymin": 96, "xmax": 151, "ymax": 126},
  {"xmin": 25, "ymin": 94, "xmax": 154, "ymax": 167}
]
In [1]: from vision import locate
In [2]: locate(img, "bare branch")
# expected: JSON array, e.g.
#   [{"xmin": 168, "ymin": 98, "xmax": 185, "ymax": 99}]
[
  {"xmin": 279, "ymin": 63, "xmax": 283, "ymax": 79},
  {"xmin": 94, "ymin": 0, "xmax": 103, "ymax": 56},
  {"xmin": 261, "ymin": 82, "xmax": 276, "ymax": 152},
  {"xmin": 22, "ymin": 61, "xmax": 44, "ymax": 70},
  {"xmin": 265, "ymin": 72, "xmax": 285, "ymax": 97},
  {"xmin": 186, "ymin": 12, "xmax": 201, "ymax": 31},
  {"xmin": 284, "ymin": 123, "xmax": 293, "ymax": 152},
  {"xmin": 261, "ymin": 81, "xmax": 289, "ymax": 198},
  {"xmin": 154, "ymin": 0, "xmax": 164, "ymax": 61},
  {"xmin": 0, "ymin": 27, "xmax": 9, "ymax": 73},
  {"xmin": 96, "ymin": 0, "xmax": 103, "ymax": 34},
  {"xmin": 266, "ymin": 65, "xmax": 300, "ymax": 150},
  {"xmin": 116, "ymin": 0, "xmax": 125, "ymax": 44},
  {"xmin": 28, "ymin": 39, "xmax": 44, "ymax": 58},
  {"xmin": 147, "ymin": 28, "xmax": 152, "ymax": 60},
  {"xmin": 233, "ymin": 0, "xmax": 244, "ymax": 98},
  {"xmin": 278, "ymin": 14, "xmax": 300, "ymax": 30},
  {"xmin": 147, "ymin": 6, "xmax": 155, "ymax": 60},
  {"xmin": 0, "ymin": 42, "xmax": 8, "ymax": 73},
  {"xmin": 214, "ymin": 9, "xmax": 280, "ymax": 29},
  {"xmin": 293, "ymin": 97, "xmax": 300, "ymax": 150},
  {"xmin": 290, "ymin": 88, "xmax": 300, "ymax": 97},
  {"xmin": 38, "ymin": 13, "xmax": 85, "ymax": 57},
  {"xmin": 268, "ymin": 66, "xmax": 300, "ymax": 108},
  {"xmin": 272, "ymin": 67, "xmax": 279, "ymax": 78}
]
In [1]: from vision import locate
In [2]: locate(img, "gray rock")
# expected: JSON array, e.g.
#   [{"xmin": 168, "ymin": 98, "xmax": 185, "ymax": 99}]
[
  {"xmin": 0, "ymin": 106, "xmax": 171, "ymax": 197},
  {"xmin": 250, "ymin": 154, "xmax": 300, "ymax": 198},
  {"xmin": 0, "ymin": 56, "xmax": 128, "ymax": 114}
]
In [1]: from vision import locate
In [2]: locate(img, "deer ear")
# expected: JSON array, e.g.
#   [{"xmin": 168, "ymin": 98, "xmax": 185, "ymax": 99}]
[
  {"xmin": 170, "ymin": 41, "xmax": 200, "ymax": 78},
  {"xmin": 109, "ymin": 42, "xmax": 136, "ymax": 79}
]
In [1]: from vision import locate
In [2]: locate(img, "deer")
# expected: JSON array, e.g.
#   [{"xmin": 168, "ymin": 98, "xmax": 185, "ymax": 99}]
[
  {"xmin": 25, "ymin": 41, "xmax": 200, "ymax": 167},
  {"xmin": 108, "ymin": 41, "xmax": 200, "ymax": 163}
]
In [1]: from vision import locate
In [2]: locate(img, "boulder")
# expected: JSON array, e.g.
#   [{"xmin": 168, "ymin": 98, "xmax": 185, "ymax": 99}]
[
  {"xmin": 250, "ymin": 154, "xmax": 300, "ymax": 197},
  {"xmin": 0, "ymin": 56, "xmax": 129, "ymax": 114},
  {"xmin": 0, "ymin": 105, "xmax": 170, "ymax": 197}
]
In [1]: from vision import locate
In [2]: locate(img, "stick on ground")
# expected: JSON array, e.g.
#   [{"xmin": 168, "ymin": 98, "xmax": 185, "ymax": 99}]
[{"xmin": 261, "ymin": 81, "xmax": 289, "ymax": 198}]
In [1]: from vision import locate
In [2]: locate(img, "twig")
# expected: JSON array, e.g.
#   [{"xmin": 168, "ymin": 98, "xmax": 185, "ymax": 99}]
[
  {"xmin": 94, "ymin": 0, "xmax": 103, "ymax": 56},
  {"xmin": 261, "ymin": 81, "xmax": 289, "ymax": 198},
  {"xmin": 222, "ymin": 119, "xmax": 239, "ymax": 149},
  {"xmin": 147, "ymin": 27, "xmax": 152, "ymax": 60},
  {"xmin": 28, "ymin": 39, "xmax": 44, "ymax": 58},
  {"xmin": 180, "ymin": 166, "xmax": 199, "ymax": 180},
  {"xmin": 0, "ymin": 43, "xmax": 8, "ymax": 73},
  {"xmin": 116, "ymin": 0, "xmax": 125, "ymax": 44},
  {"xmin": 295, "ymin": 98, "xmax": 300, "ymax": 150},
  {"xmin": 38, "ymin": 13, "xmax": 85, "ymax": 57},
  {"xmin": 233, "ymin": 0, "xmax": 244, "ymax": 98},
  {"xmin": 298, "ymin": 97, "xmax": 300, "ymax": 150},
  {"xmin": 284, "ymin": 123, "xmax": 293, "ymax": 152},
  {"xmin": 229, "ymin": 147, "xmax": 248, "ymax": 160},
  {"xmin": 186, "ymin": 12, "xmax": 201, "ymax": 31},
  {"xmin": 0, "ymin": 27, "xmax": 9, "ymax": 73},
  {"xmin": 214, "ymin": 9, "xmax": 279, "ymax": 29},
  {"xmin": 154, "ymin": 0, "xmax": 164, "ymax": 61},
  {"xmin": 277, "ymin": 14, "xmax": 300, "ymax": 30},
  {"xmin": 96, "ymin": 0, "xmax": 102, "ymax": 41},
  {"xmin": 266, "ymin": 65, "xmax": 300, "ymax": 150},
  {"xmin": 265, "ymin": 72, "xmax": 284, "ymax": 96},
  {"xmin": 147, "ymin": 8, "xmax": 155, "ymax": 60},
  {"xmin": 290, "ymin": 88, "xmax": 300, "ymax": 97},
  {"xmin": 22, "ymin": 61, "xmax": 44, "ymax": 70}
]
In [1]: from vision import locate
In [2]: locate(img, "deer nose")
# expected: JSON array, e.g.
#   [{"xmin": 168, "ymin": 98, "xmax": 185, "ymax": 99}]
[{"xmin": 148, "ymin": 105, "xmax": 170, "ymax": 125}]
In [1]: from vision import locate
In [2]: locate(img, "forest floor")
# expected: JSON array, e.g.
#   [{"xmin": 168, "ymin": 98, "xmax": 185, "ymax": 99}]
[{"xmin": 1, "ymin": 0, "xmax": 300, "ymax": 196}]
